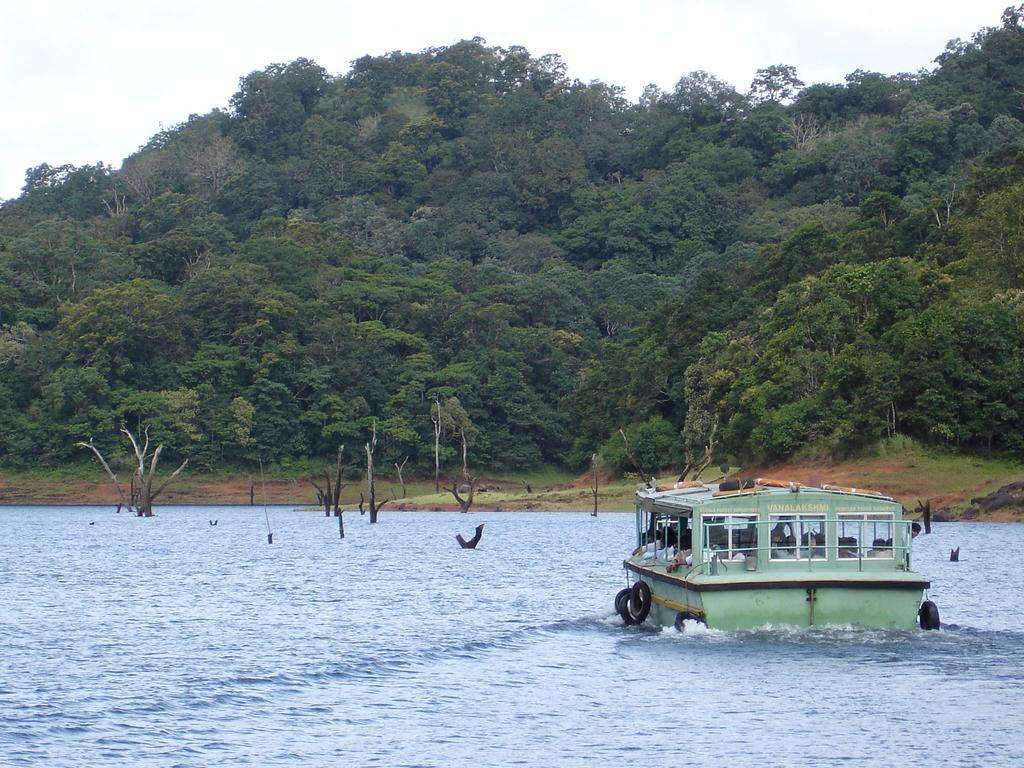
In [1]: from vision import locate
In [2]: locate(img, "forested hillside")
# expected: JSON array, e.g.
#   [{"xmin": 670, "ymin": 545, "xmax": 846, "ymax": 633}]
[{"xmin": 3, "ymin": 8, "xmax": 1024, "ymax": 477}]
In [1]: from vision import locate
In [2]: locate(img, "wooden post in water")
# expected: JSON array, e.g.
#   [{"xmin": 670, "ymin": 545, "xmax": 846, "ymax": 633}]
[
  {"xmin": 260, "ymin": 458, "xmax": 272, "ymax": 544},
  {"xmin": 331, "ymin": 446, "xmax": 345, "ymax": 517}
]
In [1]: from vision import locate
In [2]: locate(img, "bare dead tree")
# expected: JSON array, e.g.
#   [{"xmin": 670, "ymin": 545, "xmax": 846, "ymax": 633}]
[
  {"xmin": 431, "ymin": 394, "xmax": 443, "ymax": 493},
  {"xmin": 320, "ymin": 446, "xmax": 346, "ymax": 538},
  {"xmin": 786, "ymin": 112, "xmax": 825, "ymax": 152},
  {"xmin": 931, "ymin": 181, "xmax": 960, "ymax": 230},
  {"xmin": 459, "ymin": 426, "xmax": 470, "ymax": 484},
  {"xmin": 77, "ymin": 425, "xmax": 188, "ymax": 517},
  {"xmin": 446, "ymin": 476, "xmax": 477, "ymax": 514},
  {"xmin": 331, "ymin": 445, "xmax": 345, "ymax": 516},
  {"xmin": 364, "ymin": 420, "xmax": 389, "ymax": 524},
  {"xmin": 431, "ymin": 395, "xmax": 475, "ymax": 494},
  {"xmin": 355, "ymin": 113, "xmax": 381, "ymax": 143},
  {"xmin": 456, "ymin": 523, "xmax": 485, "ymax": 549},
  {"xmin": 310, "ymin": 478, "xmax": 329, "ymax": 515},
  {"xmin": 78, "ymin": 439, "xmax": 130, "ymax": 511},
  {"xmin": 916, "ymin": 498, "xmax": 933, "ymax": 534},
  {"xmin": 394, "ymin": 456, "xmax": 409, "ymax": 498},
  {"xmin": 680, "ymin": 416, "xmax": 718, "ymax": 482},
  {"xmin": 324, "ymin": 475, "xmax": 335, "ymax": 515},
  {"xmin": 185, "ymin": 133, "xmax": 240, "ymax": 198},
  {"xmin": 119, "ymin": 151, "xmax": 164, "ymax": 206},
  {"xmin": 101, "ymin": 189, "xmax": 127, "ymax": 219},
  {"xmin": 591, "ymin": 453, "xmax": 600, "ymax": 516},
  {"xmin": 619, "ymin": 428, "xmax": 653, "ymax": 488},
  {"xmin": 259, "ymin": 457, "xmax": 273, "ymax": 544}
]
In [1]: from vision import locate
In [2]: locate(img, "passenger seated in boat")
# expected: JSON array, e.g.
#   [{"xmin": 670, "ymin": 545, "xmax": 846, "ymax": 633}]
[
  {"xmin": 867, "ymin": 538, "xmax": 891, "ymax": 557},
  {"xmin": 666, "ymin": 548, "xmax": 693, "ymax": 573},
  {"xmin": 640, "ymin": 539, "xmax": 661, "ymax": 559},
  {"xmin": 641, "ymin": 532, "xmax": 672, "ymax": 560},
  {"xmin": 772, "ymin": 535, "xmax": 798, "ymax": 559},
  {"xmin": 838, "ymin": 536, "xmax": 858, "ymax": 557}
]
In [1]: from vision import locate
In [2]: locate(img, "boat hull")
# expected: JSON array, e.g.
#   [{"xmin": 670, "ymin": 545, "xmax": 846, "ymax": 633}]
[{"xmin": 627, "ymin": 562, "xmax": 927, "ymax": 631}]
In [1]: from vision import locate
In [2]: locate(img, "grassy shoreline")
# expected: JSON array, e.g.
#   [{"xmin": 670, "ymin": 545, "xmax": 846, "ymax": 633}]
[{"xmin": 2, "ymin": 441, "xmax": 1023, "ymax": 519}]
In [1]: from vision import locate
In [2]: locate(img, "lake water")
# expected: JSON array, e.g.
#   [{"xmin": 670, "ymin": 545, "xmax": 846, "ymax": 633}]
[{"xmin": 1, "ymin": 506, "xmax": 1021, "ymax": 767}]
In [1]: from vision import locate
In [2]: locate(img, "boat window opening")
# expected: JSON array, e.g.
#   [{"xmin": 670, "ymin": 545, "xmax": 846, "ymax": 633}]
[
  {"xmin": 702, "ymin": 515, "xmax": 756, "ymax": 562},
  {"xmin": 768, "ymin": 514, "xmax": 826, "ymax": 560},
  {"xmin": 639, "ymin": 513, "xmax": 681, "ymax": 559},
  {"xmin": 837, "ymin": 513, "xmax": 895, "ymax": 559}
]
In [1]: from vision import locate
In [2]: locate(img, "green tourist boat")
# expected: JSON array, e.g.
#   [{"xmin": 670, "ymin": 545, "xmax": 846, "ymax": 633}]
[{"xmin": 616, "ymin": 478, "xmax": 940, "ymax": 631}]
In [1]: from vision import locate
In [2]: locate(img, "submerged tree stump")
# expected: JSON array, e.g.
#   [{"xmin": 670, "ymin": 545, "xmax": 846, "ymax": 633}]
[{"xmin": 456, "ymin": 524, "xmax": 485, "ymax": 549}]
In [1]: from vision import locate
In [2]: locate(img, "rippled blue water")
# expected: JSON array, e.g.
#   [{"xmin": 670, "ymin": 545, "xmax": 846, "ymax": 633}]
[{"xmin": 1, "ymin": 506, "xmax": 1021, "ymax": 767}]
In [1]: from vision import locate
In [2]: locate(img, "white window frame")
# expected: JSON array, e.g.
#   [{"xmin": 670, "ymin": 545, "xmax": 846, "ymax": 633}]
[
  {"xmin": 837, "ymin": 512, "xmax": 895, "ymax": 560},
  {"xmin": 701, "ymin": 514, "xmax": 757, "ymax": 562},
  {"xmin": 768, "ymin": 513, "xmax": 827, "ymax": 561}
]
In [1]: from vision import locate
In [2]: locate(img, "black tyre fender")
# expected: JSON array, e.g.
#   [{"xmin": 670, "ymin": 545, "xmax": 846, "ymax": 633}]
[
  {"xmin": 674, "ymin": 611, "xmax": 696, "ymax": 631},
  {"xmin": 628, "ymin": 580, "xmax": 652, "ymax": 623},
  {"xmin": 919, "ymin": 600, "xmax": 940, "ymax": 631},
  {"xmin": 615, "ymin": 588, "xmax": 636, "ymax": 625}
]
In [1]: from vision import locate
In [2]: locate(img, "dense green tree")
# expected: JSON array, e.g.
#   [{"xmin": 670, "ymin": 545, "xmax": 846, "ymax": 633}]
[
  {"xmin": 965, "ymin": 179, "xmax": 1024, "ymax": 286},
  {"xmin": 3, "ymin": 17, "xmax": 1024, "ymax": 473},
  {"xmin": 749, "ymin": 64, "xmax": 805, "ymax": 104},
  {"xmin": 55, "ymin": 279, "xmax": 184, "ymax": 386},
  {"xmin": 1, "ymin": 219, "xmax": 134, "ymax": 322},
  {"xmin": 18, "ymin": 163, "xmax": 117, "ymax": 220},
  {"xmin": 230, "ymin": 59, "xmax": 330, "ymax": 160}
]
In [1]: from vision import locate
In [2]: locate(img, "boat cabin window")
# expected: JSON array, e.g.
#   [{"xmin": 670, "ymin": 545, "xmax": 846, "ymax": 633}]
[
  {"xmin": 769, "ymin": 514, "xmax": 826, "ymax": 560},
  {"xmin": 837, "ymin": 513, "xmax": 894, "ymax": 559},
  {"xmin": 638, "ymin": 511, "xmax": 691, "ymax": 558},
  {"xmin": 702, "ymin": 515, "xmax": 756, "ymax": 561}
]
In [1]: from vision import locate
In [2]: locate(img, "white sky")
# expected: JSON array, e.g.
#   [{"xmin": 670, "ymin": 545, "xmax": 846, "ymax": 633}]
[{"xmin": 0, "ymin": 0, "xmax": 1013, "ymax": 201}]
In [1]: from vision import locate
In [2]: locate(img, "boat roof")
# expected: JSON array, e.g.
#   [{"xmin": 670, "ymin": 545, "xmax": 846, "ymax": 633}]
[{"xmin": 637, "ymin": 481, "xmax": 898, "ymax": 516}]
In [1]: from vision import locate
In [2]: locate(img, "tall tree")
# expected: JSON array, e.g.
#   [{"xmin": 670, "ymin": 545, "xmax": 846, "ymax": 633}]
[{"xmin": 749, "ymin": 64, "xmax": 805, "ymax": 103}]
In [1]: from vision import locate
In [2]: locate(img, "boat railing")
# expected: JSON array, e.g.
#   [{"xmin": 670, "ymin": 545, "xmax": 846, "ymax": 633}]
[{"xmin": 698, "ymin": 518, "xmax": 915, "ymax": 573}]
